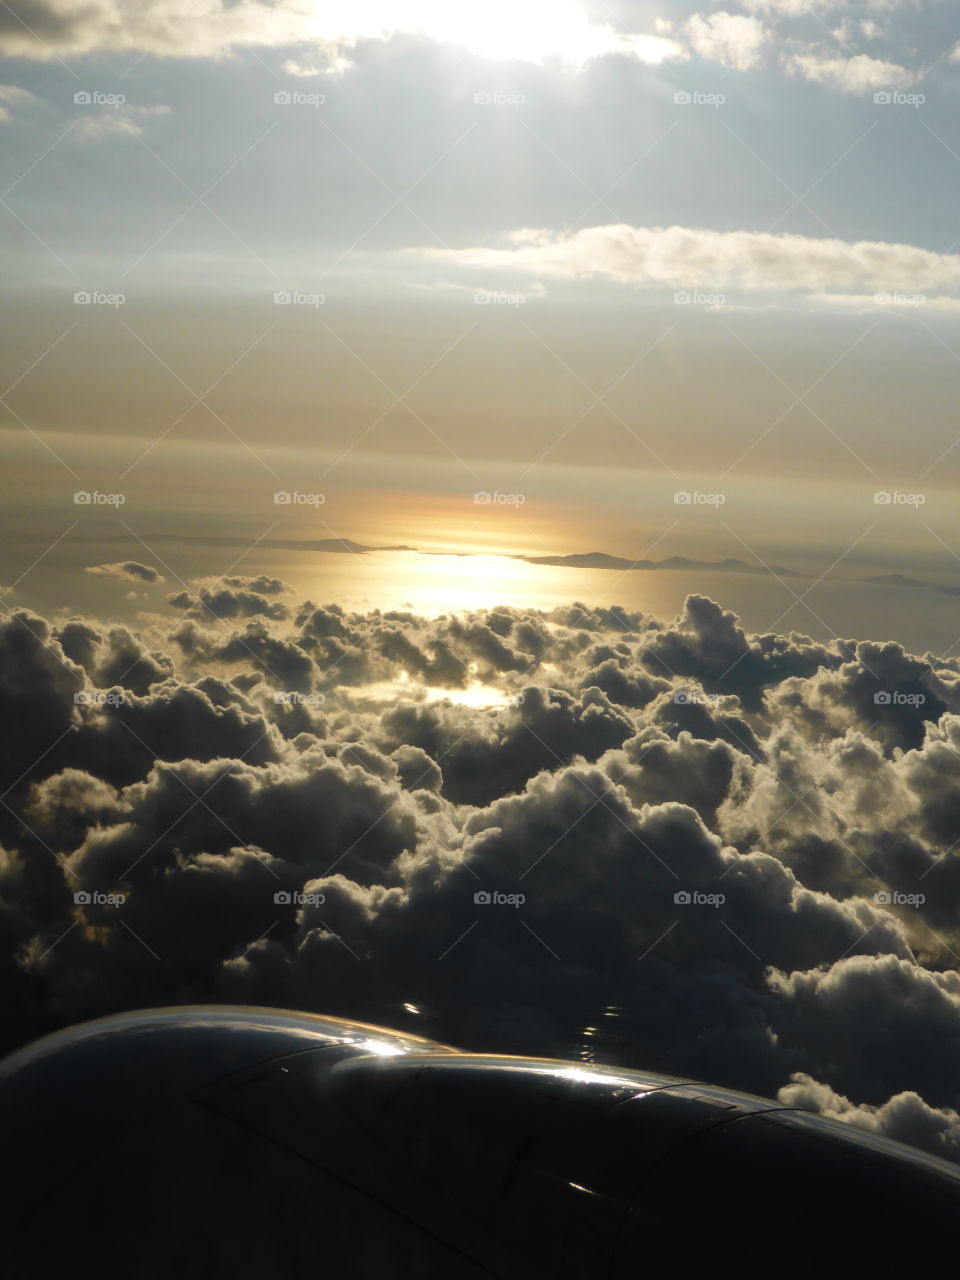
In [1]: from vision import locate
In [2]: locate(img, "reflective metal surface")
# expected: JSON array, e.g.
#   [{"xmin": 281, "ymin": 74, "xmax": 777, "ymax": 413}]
[{"xmin": 1, "ymin": 1005, "xmax": 958, "ymax": 1278}]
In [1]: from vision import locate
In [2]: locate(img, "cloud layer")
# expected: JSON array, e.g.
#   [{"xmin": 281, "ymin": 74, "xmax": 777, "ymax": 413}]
[
  {"xmin": 3, "ymin": 587, "xmax": 960, "ymax": 1163},
  {"xmin": 0, "ymin": 0, "xmax": 935, "ymax": 92},
  {"xmin": 411, "ymin": 224, "xmax": 960, "ymax": 300}
]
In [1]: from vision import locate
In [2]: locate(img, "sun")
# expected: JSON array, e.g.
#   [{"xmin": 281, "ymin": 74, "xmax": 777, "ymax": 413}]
[{"xmin": 311, "ymin": 1, "xmax": 681, "ymax": 68}]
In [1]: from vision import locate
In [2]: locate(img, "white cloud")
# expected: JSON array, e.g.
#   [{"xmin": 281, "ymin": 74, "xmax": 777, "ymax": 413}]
[
  {"xmin": 281, "ymin": 59, "xmax": 326, "ymax": 79},
  {"xmin": 777, "ymin": 1073, "xmax": 960, "ymax": 1158},
  {"xmin": 788, "ymin": 51, "xmax": 916, "ymax": 93},
  {"xmin": 745, "ymin": 0, "xmax": 900, "ymax": 10},
  {"xmin": 0, "ymin": 83, "xmax": 37, "ymax": 122},
  {"xmin": 71, "ymin": 103, "xmax": 170, "ymax": 141},
  {"xmin": 684, "ymin": 11, "xmax": 767, "ymax": 71},
  {"xmin": 0, "ymin": 0, "xmax": 683, "ymax": 67},
  {"xmin": 408, "ymin": 224, "xmax": 960, "ymax": 299}
]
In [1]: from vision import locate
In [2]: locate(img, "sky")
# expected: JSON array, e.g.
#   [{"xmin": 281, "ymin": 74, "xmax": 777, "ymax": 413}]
[
  {"xmin": 4, "ymin": 0, "xmax": 960, "ymax": 640},
  {"xmin": 5, "ymin": 1, "xmax": 960, "ymax": 1167}
]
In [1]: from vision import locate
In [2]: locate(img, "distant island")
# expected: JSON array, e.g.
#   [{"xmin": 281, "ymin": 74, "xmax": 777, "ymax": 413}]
[
  {"xmin": 520, "ymin": 552, "xmax": 800, "ymax": 576},
  {"xmin": 866, "ymin": 573, "xmax": 960, "ymax": 599}
]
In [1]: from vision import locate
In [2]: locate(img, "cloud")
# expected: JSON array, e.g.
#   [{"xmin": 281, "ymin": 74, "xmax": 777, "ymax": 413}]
[
  {"xmin": 4, "ymin": 592, "xmax": 960, "ymax": 1165},
  {"xmin": 788, "ymin": 51, "xmax": 916, "ymax": 93},
  {"xmin": 85, "ymin": 561, "xmax": 164, "ymax": 584},
  {"xmin": 0, "ymin": 0, "xmax": 682, "ymax": 67},
  {"xmin": 777, "ymin": 1072, "xmax": 960, "ymax": 1160},
  {"xmin": 0, "ymin": 83, "xmax": 36, "ymax": 121},
  {"xmin": 71, "ymin": 103, "xmax": 170, "ymax": 141},
  {"xmin": 167, "ymin": 584, "xmax": 290, "ymax": 622},
  {"xmin": 408, "ymin": 224, "xmax": 960, "ymax": 300},
  {"xmin": 685, "ymin": 12, "xmax": 767, "ymax": 71}
]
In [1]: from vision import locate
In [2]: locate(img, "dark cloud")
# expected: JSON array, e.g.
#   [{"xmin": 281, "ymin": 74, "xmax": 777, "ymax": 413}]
[
  {"xmin": 167, "ymin": 585, "xmax": 290, "ymax": 622},
  {"xmin": 85, "ymin": 561, "xmax": 164, "ymax": 584},
  {"xmin": 6, "ymin": 592, "xmax": 960, "ymax": 1165},
  {"xmin": 221, "ymin": 575, "xmax": 291, "ymax": 596}
]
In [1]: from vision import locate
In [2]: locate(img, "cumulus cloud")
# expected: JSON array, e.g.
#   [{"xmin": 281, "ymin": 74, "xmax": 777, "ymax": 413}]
[
  {"xmin": 788, "ymin": 51, "xmax": 916, "ymax": 93},
  {"xmin": 0, "ymin": 83, "xmax": 36, "ymax": 121},
  {"xmin": 685, "ymin": 12, "xmax": 767, "ymax": 71},
  {"xmin": 167, "ymin": 583, "xmax": 290, "ymax": 622},
  {"xmin": 85, "ymin": 561, "xmax": 164, "ymax": 584},
  {"xmin": 5, "ymin": 591, "xmax": 960, "ymax": 1165},
  {"xmin": 0, "ymin": 0, "xmax": 682, "ymax": 67},
  {"xmin": 409, "ymin": 224, "xmax": 960, "ymax": 300},
  {"xmin": 777, "ymin": 1072, "xmax": 960, "ymax": 1160}
]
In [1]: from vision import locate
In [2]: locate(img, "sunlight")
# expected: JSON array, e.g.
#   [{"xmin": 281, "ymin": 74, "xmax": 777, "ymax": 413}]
[{"xmin": 310, "ymin": 1, "xmax": 681, "ymax": 67}]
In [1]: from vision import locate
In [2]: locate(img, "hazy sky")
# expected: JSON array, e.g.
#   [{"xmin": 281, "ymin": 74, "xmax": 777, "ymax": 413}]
[
  {"xmin": 11, "ymin": 3, "xmax": 960, "ymax": 1169},
  {"xmin": 4, "ymin": 0, "xmax": 960, "ymax": 634}
]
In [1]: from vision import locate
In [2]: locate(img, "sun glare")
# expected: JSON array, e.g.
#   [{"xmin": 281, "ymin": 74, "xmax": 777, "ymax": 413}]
[{"xmin": 310, "ymin": 1, "xmax": 681, "ymax": 67}]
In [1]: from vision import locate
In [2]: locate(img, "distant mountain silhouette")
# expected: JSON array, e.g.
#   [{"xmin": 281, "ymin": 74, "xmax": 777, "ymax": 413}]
[
  {"xmin": 521, "ymin": 552, "xmax": 800, "ymax": 576},
  {"xmin": 868, "ymin": 573, "xmax": 960, "ymax": 599}
]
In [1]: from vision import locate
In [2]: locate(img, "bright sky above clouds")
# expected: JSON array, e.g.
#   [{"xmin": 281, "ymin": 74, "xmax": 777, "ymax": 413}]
[{"xmin": 4, "ymin": 0, "xmax": 960, "ymax": 596}]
